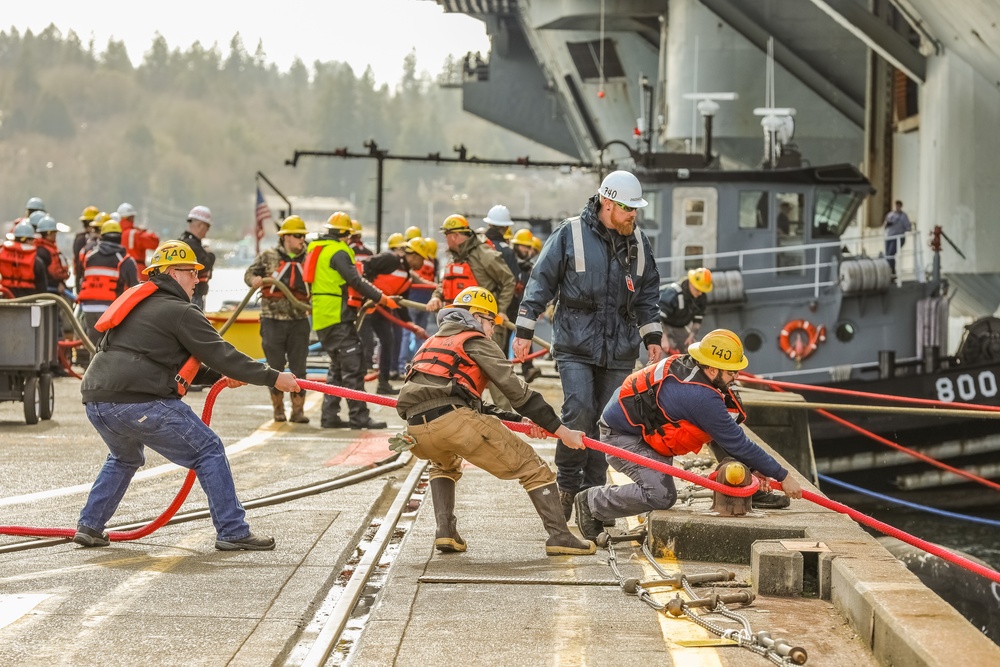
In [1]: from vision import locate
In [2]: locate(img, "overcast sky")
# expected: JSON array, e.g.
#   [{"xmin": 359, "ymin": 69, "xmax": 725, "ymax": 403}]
[{"xmin": 3, "ymin": 0, "xmax": 491, "ymax": 86}]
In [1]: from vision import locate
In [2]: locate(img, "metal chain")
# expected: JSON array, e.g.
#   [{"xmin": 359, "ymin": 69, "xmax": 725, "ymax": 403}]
[{"xmin": 607, "ymin": 535, "xmax": 799, "ymax": 666}]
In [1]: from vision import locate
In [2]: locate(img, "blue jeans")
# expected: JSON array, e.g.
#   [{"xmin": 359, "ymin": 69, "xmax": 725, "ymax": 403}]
[
  {"xmin": 79, "ymin": 400, "xmax": 251, "ymax": 541},
  {"xmin": 554, "ymin": 360, "xmax": 630, "ymax": 493}
]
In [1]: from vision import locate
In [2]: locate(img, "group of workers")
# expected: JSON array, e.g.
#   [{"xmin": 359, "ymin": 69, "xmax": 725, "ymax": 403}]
[
  {"xmin": 7, "ymin": 171, "xmax": 802, "ymax": 556},
  {"xmin": 2, "ymin": 198, "xmax": 216, "ymax": 369}
]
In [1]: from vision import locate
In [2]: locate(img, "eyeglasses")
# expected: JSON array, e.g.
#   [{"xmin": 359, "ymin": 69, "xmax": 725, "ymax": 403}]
[
  {"xmin": 172, "ymin": 268, "xmax": 199, "ymax": 277},
  {"xmin": 614, "ymin": 201, "xmax": 637, "ymax": 213}
]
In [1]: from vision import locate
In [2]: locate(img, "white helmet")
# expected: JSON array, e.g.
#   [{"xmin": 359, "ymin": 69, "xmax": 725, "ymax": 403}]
[
  {"xmin": 483, "ymin": 204, "xmax": 513, "ymax": 227},
  {"xmin": 12, "ymin": 220, "xmax": 35, "ymax": 239},
  {"xmin": 597, "ymin": 170, "xmax": 648, "ymax": 209},
  {"xmin": 36, "ymin": 215, "xmax": 59, "ymax": 233},
  {"xmin": 109, "ymin": 212, "xmax": 122, "ymax": 222},
  {"xmin": 117, "ymin": 202, "xmax": 137, "ymax": 218},
  {"xmin": 187, "ymin": 205, "xmax": 212, "ymax": 225}
]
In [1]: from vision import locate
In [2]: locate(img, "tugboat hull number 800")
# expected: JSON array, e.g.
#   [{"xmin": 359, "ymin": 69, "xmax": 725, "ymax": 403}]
[{"xmin": 935, "ymin": 371, "xmax": 999, "ymax": 403}]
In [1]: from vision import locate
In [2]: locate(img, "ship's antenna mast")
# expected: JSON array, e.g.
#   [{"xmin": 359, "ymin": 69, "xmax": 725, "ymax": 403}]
[
  {"xmin": 598, "ymin": 0, "xmax": 606, "ymax": 99},
  {"xmin": 754, "ymin": 37, "xmax": 796, "ymax": 169},
  {"xmin": 683, "ymin": 92, "xmax": 738, "ymax": 165}
]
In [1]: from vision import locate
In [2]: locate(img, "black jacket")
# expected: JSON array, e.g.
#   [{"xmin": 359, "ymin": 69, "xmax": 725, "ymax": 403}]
[
  {"xmin": 179, "ymin": 230, "xmax": 215, "ymax": 298},
  {"xmin": 81, "ymin": 273, "xmax": 279, "ymax": 403}
]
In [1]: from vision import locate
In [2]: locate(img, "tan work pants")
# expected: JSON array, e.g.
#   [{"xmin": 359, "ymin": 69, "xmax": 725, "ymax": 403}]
[{"xmin": 408, "ymin": 406, "xmax": 555, "ymax": 492}]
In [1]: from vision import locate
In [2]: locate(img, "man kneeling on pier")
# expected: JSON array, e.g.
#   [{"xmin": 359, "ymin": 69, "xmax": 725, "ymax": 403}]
[
  {"xmin": 575, "ymin": 329, "xmax": 803, "ymax": 540},
  {"xmin": 396, "ymin": 286, "xmax": 595, "ymax": 556}
]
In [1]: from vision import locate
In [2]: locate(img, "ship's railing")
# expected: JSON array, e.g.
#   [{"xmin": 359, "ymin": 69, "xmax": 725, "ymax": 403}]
[{"xmin": 657, "ymin": 229, "xmax": 923, "ymax": 298}]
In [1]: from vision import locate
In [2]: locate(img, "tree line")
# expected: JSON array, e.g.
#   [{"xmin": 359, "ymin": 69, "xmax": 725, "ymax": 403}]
[{"xmin": 0, "ymin": 24, "xmax": 591, "ymax": 244}]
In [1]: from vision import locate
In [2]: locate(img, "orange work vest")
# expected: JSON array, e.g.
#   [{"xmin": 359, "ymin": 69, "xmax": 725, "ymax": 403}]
[
  {"xmin": 0, "ymin": 241, "xmax": 38, "ymax": 290},
  {"xmin": 617, "ymin": 355, "xmax": 746, "ymax": 457},
  {"xmin": 441, "ymin": 261, "xmax": 478, "ymax": 302},
  {"xmin": 95, "ymin": 282, "xmax": 201, "ymax": 396},
  {"xmin": 406, "ymin": 329, "xmax": 489, "ymax": 399}
]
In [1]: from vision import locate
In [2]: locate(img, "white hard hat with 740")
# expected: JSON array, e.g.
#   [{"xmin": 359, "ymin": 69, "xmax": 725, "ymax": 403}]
[{"xmin": 598, "ymin": 171, "xmax": 648, "ymax": 209}]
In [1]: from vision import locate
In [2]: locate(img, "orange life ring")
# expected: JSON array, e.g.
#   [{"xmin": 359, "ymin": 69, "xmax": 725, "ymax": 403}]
[{"xmin": 779, "ymin": 319, "xmax": 826, "ymax": 361}]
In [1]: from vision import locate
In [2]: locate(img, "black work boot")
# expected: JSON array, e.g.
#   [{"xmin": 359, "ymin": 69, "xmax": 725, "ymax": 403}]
[
  {"xmin": 376, "ymin": 381, "xmax": 399, "ymax": 396},
  {"xmin": 430, "ymin": 477, "xmax": 466, "ymax": 553},
  {"xmin": 557, "ymin": 487, "xmax": 575, "ymax": 521},
  {"xmin": 349, "ymin": 416, "xmax": 387, "ymax": 429},
  {"xmin": 751, "ymin": 490, "xmax": 791, "ymax": 510},
  {"xmin": 527, "ymin": 484, "xmax": 596, "ymax": 556},
  {"xmin": 215, "ymin": 533, "xmax": 276, "ymax": 551},
  {"xmin": 573, "ymin": 490, "xmax": 604, "ymax": 541},
  {"xmin": 73, "ymin": 525, "xmax": 110, "ymax": 548}
]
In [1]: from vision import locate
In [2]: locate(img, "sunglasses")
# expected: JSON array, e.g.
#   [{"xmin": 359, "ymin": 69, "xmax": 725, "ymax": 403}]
[
  {"xmin": 172, "ymin": 268, "xmax": 199, "ymax": 277},
  {"xmin": 614, "ymin": 201, "xmax": 637, "ymax": 213}
]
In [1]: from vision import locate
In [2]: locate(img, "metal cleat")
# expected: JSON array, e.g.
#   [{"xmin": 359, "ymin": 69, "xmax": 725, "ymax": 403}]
[{"xmin": 711, "ymin": 458, "xmax": 754, "ymax": 516}]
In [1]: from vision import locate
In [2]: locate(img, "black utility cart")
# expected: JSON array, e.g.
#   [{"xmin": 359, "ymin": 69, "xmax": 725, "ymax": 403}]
[{"xmin": 0, "ymin": 300, "xmax": 58, "ymax": 424}]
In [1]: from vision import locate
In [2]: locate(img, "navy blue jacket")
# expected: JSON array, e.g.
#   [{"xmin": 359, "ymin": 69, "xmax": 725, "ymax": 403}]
[{"xmin": 516, "ymin": 196, "xmax": 660, "ymax": 369}]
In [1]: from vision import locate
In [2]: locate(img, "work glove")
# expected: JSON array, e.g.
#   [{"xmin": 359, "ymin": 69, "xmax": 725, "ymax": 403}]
[{"xmin": 388, "ymin": 431, "xmax": 417, "ymax": 453}]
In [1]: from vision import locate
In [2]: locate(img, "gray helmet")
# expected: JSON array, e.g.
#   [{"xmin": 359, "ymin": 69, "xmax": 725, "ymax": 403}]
[
  {"xmin": 28, "ymin": 210, "xmax": 47, "ymax": 229},
  {"xmin": 12, "ymin": 221, "xmax": 35, "ymax": 239},
  {"xmin": 25, "ymin": 196, "xmax": 45, "ymax": 212},
  {"xmin": 36, "ymin": 215, "xmax": 59, "ymax": 233}
]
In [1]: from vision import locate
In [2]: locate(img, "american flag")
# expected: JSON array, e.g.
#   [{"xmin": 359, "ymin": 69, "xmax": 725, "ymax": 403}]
[{"xmin": 254, "ymin": 186, "xmax": 272, "ymax": 252}]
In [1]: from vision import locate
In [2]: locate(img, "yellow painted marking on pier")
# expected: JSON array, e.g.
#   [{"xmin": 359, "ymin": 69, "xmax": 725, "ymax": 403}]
[
  {"xmin": 608, "ymin": 469, "xmax": 724, "ymax": 666},
  {"xmin": 0, "ymin": 594, "xmax": 50, "ymax": 631},
  {"xmin": 0, "ymin": 396, "xmax": 323, "ymax": 508}
]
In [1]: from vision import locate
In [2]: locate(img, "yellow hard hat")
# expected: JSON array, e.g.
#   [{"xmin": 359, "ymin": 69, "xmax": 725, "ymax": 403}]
[
  {"xmin": 687, "ymin": 329, "xmax": 748, "ymax": 371},
  {"xmin": 530, "ymin": 236, "xmax": 543, "ymax": 253},
  {"xmin": 453, "ymin": 286, "xmax": 501, "ymax": 323},
  {"xmin": 510, "ymin": 228, "xmax": 534, "ymax": 246},
  {"xmin": 403, "ymin": 237, "xmax": 432, "ymax": 259},
  {"xmin": 143, "ymin": 240, "xmax": 205, "ymax": 275},
  {"xmin": 278, "ymin": 215, "xmax": 307, "ymax": 235},
  {"xmin": 325, "ymin": 211, "xmax": 353, "ymax": 233},
  {"xmin": 80, "ymin": 205, "xmax": 99, "ymax": 222},
  {"xmin": 404, "ymin": 225, "xmax": 422, "ymax": 240},
  {"xmin": 503, "ymin": 226, "xmax": 513, "ymax": 241},
  {"xmin": 424, "ymin": 237, "xmax": 438, "ymax": 256},
  {"xmin": 89, "ymin": 212, "xmax": 111, "ymax": 229},
  {"xmin": 350, "ymin": 219, "xmax": 362, "ymax": 234},
  {"xmin": 100, "ymin": 221, "xmax": 122, "ymax": 235},
  {"xmin": 387, "ymin": 232, "xmax": 406, "ymax": 249},
  {"xmin": 687, "ymin": 267, "xmax": 713, "ymax": 293},
  {"xmin": 440, "ymin": 214, "xmax": 471, "ymax": 233}
]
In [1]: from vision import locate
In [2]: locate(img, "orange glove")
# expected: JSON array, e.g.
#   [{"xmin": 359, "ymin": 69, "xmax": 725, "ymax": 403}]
[{"xmin": 380, "ymin": 294, "xmax": 399, "ymax": 309}]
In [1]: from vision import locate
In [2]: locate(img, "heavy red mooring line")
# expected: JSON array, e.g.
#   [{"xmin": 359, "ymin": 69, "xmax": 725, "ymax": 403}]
[{"xmin": 3, "ymin": 378, "xmax": 999, "ymax": 585}]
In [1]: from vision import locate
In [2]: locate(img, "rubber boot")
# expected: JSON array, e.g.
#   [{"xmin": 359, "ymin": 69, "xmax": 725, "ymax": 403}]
[
  {"xmin": 527, "ymin": 484, "xmax": 596, "ymax": 556},
  {"xmin": 289, "ymin": 391, "xmax": 310, "ymax": 424},
  {"xmin": 430, "ymin": 478, "xmax": 466, "ymax": 553},
  {"xmin": 270, "ymin": 391, "xmax": 286, "ymax": 422},
  {"xmin": 557, "ymin": 487, "xmax": 575, "ymax": 521}
]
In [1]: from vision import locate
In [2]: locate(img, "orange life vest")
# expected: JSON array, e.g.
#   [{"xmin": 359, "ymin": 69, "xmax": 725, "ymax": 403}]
[
  {"xmin": 371, "ymin": 265, "xmax": 412, "ymax": 297},
  {"xmin": 35, "ymin": 238, "xmax": 70, "ymax": 282},
  {"xmin": 406, "ymin": 329, "xmax": 489, "ymax": 399},
  {"xmin": 0, "ymin": 241, "xmax": 38, "ymax": 290},
  {"xmin": 261, "ymin": 256, "xmax": 310, "ymax": 302},
  {"xmin": 441, "ymin": 261, "xmax": 478, "ymax": 302},
  {"xmin": 617, "ymin": 355, "xmax": 747, "ymax": 457},
  {"xmin": 346, "ymin": 259, "xmax": 369, "ymax": 309},
  {"xmin": 417, "ymin": 258, "xmax": 436, "ymax": 283},
  {"xmin": 78, "ymin": 247, "xmax": 128, "ymax": 303},
  {"xmin": 95, "ymin": 281, "xmax": 201, "ymax": 396}
]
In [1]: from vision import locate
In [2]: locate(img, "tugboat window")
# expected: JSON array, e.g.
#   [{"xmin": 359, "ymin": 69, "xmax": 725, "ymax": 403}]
[
  {"xmin": 739, "ymin": 191, "xmax": 768, "ymax": 229},
  {"xmin": 776, "ymin": 192, "xmax": 806, "ymax": 274},
  {"xmin": 836, "ymin": 322, "xmax": 856, "ymax": 342},
  {"xmin": 743, "ymin": 331, "xmax": 763, "ymax": 352},
  {"xmin": 683, "ymin": 246, "xmax": 704, "ymax": 271},
  {"xmin": 815, "ymin": 189, "xmax": 864, "ymax": 237},
  {"xmin": 685, "ymin": 199, "xmax": 705, "ymax": 226}
]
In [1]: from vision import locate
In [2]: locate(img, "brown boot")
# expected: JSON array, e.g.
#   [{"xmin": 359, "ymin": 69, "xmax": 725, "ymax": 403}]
[
  {"xmin": 528, "ymin": 484, "xmax": 596, "ymax": 556},
  {"xmin": 430, "ymin": 478, "xmax": 466, "ymax": 553},
  {"xmin": 289, "ymin": 391, "xmax": 310, "ymax": 423},
  {"xmin": 270, "ymin": 391, "xmax": 286, "ymax": 422}
]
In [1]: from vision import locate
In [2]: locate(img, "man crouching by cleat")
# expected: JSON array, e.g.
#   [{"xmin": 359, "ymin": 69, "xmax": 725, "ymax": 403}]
[
  {"xmin": 574, "ymin": 329, "xmax": 804, "ymax": 541},
  {"xmin": 74, "ymin": 241, "xmax": 300, "ymax": 552},
  {"xmin": 396, "ymin": 286, "xmax": 596, "ymax": 556}
]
